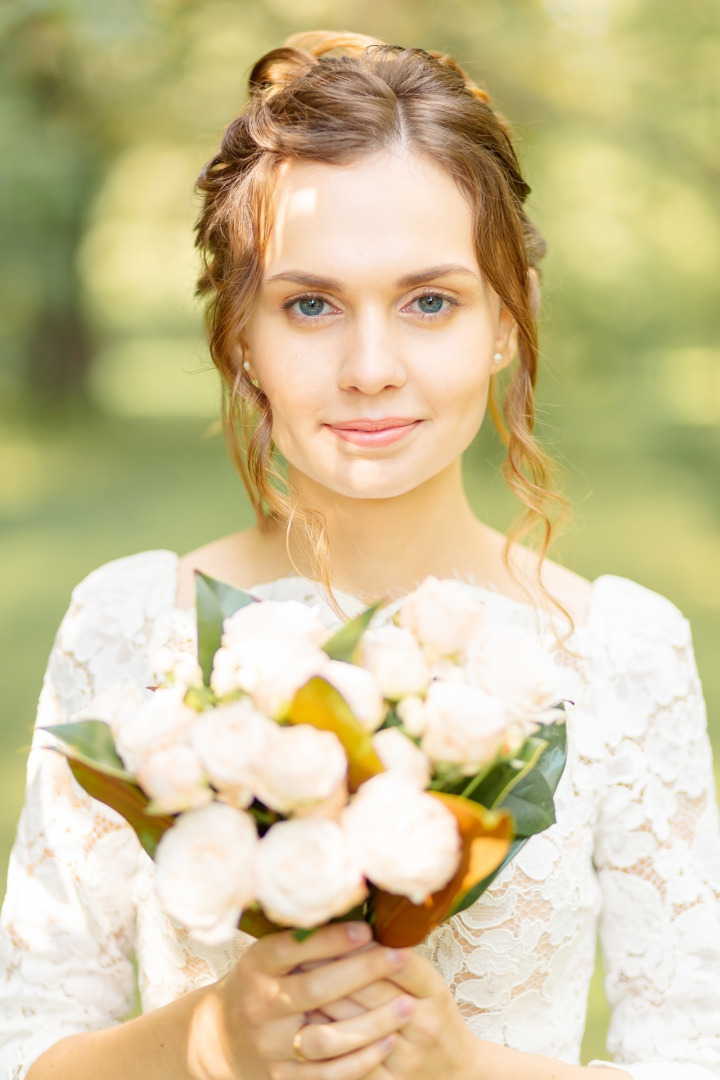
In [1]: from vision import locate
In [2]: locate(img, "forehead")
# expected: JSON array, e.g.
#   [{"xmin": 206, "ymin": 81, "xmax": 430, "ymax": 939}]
[{"xmin": 263, "ymin": 150, "xmax": 478, "ymax": 280}]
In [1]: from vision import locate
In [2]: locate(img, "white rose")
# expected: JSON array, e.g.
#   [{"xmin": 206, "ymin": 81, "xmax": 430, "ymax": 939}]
[
  {"xmin": 256, "ymin": 818, "xmax": 366, "ymax": 928},
  {"xmin": 359, "ymin": 625, "xmax": 430, "ymax": 700},
  {"xmin": 112, "ymin": 685, "xmax": 197, "ymax": 775},
  {"xmin": 321, "ymin": 660, "xmax": 386, "ymax": 731},
  {"xmin": 253, "ymin": 724, "xmax": 348, "ymax": 814},
  {"xmin": 210, "ymin": 646, "xmax": 239, "ymax": 698},
  {"xmin": 222, "ymin": 600, "xmax": 328, "ymax": 652},
  {"xmin": 150, "ymin": 647, "xmax": 203, "ymax": 691},
  {"xmin": 372, "ymin": 727, "xmax": 431, "ymax": 789},
  {"xmin": 155, "ymin": 803, "xmax": 258, "ymax": 945},
  {"xmin": 342, "ymin": 773, "xmax": 460, "ymax": 904},
  {"xmin": 466, "ymin": 625, "xmax": 564, "ymax": 720},
  {"xmin": 235, "ymin": 638, "xmax": 328, "ymax": 719},
  {"xmin": 136, "ymin": 744, "xmax": 212, "ymax": 813},
  {"xmin": 420, "ymin": 680, "xmax": 511, "ymax": 774},
  {"xmin": 395, "ymin": 695, "xmax": 427, "ymax": 737},
  {"xmin": 399, "ymin": 576, "xmax": 484, "ymax": 657},
  {"xmin": 191, "ymin": 699, "xmax": 275, "ymax": 808}
]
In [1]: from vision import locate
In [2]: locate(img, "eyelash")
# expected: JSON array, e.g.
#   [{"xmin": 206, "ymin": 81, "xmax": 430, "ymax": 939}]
[{"xmin": 282, "ymin": 290, "xmax": 460, "ymax": 321}]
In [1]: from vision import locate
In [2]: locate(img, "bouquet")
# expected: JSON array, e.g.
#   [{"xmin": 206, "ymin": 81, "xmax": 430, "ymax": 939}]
[{"xmin": 45, "ymin": 573, "xmax": 568, "ymax": 948}]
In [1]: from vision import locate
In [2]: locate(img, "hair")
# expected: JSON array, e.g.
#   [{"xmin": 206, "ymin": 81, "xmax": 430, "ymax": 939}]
[{"xmin": 194, "ymin": 30, "xmax": 568, "ymax": 615}]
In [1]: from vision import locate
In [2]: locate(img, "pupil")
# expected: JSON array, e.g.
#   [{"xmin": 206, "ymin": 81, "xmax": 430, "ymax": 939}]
[
  {"xmin": 419, "ymin": 295, "xmax": 443, "ymax": 313},
  {"xmin": 299, "ymin": 298, "xmax": 324, "ymax": 316}
]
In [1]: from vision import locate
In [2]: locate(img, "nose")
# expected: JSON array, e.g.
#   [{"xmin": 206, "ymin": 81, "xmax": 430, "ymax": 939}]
[{"xmin": 337, "ymin": 308, "xmax": 407, "ymax": 395}]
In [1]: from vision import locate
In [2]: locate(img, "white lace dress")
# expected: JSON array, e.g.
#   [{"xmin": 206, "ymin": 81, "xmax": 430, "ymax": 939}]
[{"xmin": 1, "ymin": 550, "xmax": 719, "ymax": 1080}]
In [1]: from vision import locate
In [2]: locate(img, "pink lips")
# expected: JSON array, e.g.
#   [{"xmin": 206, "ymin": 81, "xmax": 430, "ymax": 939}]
[{"xmin": 325, "ymin": 417, "xmax": 422, "ymax": 447}]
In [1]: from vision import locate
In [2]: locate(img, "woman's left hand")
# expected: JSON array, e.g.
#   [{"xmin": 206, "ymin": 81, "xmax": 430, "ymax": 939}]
[{"xmin": 311, "ymin": 948, "xmax": 480, "ymax": 1080}]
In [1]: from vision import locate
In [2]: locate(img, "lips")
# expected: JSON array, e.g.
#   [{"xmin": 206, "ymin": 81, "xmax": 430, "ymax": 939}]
[
  {"xmin": 325, "ymin": 418, "xmax": 422, "ymax": 447},
  {"xmin": 330, "ymin": 417, "xmax": 418, "ymax": 432}
]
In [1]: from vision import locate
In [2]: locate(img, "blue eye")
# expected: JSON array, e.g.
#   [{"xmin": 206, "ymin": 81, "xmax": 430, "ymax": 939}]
[
  {"xmin": 296, "ymin": 297, "xmax": 326, "ymax": 317},
  {"xmin": 416, "ymin": 295, "xmax": 445, "ymax": 314}
]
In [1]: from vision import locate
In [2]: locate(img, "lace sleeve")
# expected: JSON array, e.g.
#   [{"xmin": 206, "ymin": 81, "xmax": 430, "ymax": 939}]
[
  {"xmin": 0, "ymin": 553, "xmax": 176, "ymax": 1080},
  {"xmin": 588, "ymin": 585, "xmax": 720, "ymax": 1079}
]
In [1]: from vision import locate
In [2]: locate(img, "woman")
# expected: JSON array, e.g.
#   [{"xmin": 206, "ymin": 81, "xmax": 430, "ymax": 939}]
[{"xmin": 1, "ymin": 30, "xmax": 719, "ymax": 1080}]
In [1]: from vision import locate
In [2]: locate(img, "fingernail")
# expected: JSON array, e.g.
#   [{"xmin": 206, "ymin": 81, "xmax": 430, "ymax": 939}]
[
  {"xmin": 386, "ymin": 948, "xmax": 407, "ymax": 966},
  {"xmin": 380, "ymin": 1035, "xmax": 396, "ymax": 1052},
  {"xmin": 347, "ymin": 922, "xmax": 371, "ymax": 943},
  {"xmin": 394, "ymin": 996, "xmax": 414, "ymax": 1018}
]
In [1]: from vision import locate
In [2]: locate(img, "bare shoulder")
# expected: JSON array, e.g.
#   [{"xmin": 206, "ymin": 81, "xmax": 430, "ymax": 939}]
[
  {"xmin": 174, "ymin": 525, "xmax": 293, "ymax": 609},
  {"xmin": 539, "ymin": 558, "xmax": 594, "ymax": 627}
]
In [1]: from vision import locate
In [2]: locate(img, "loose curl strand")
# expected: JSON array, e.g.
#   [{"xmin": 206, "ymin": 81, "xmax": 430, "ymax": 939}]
[{"xmin": 195, "ymin": 30, "xmax": 569, "ymax": 617}]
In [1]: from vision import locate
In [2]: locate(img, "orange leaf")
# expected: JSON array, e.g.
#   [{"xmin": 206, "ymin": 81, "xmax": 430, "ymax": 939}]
[
  {"xmin": 286, "ymin": 677, "xmax": 384, "ymax": 792},
  {"xmin": 372, "ymin": 793, "xmax": 513, "ymax": 947}
]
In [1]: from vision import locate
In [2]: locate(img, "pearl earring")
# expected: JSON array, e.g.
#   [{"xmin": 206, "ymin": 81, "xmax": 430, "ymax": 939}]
[
  {"xmin": 493, "ymin": 352, "xmax": 503, "ymax": 365},
  {"xmin": 243, "ymin": 359, "xmax": 259, "ymax": 389}
]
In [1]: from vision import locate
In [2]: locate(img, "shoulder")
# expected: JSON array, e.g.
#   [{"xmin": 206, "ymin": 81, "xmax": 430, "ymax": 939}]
[
  {"xmin": 68, "ymin": 550, "xmax": 179, "ymax": 633},
  {"xmin": 589, "ymin": 574, "xmax": 691, "ymax": 649},
  {"xmin": 174, "ymin": 526, "xmax": 293, "ymax": 609}
]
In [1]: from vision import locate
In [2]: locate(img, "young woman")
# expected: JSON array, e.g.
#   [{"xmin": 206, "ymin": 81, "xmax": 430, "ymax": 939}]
[{"xmin": 1, "ymin": 30, "xmax": 719, "ymax": 1080}]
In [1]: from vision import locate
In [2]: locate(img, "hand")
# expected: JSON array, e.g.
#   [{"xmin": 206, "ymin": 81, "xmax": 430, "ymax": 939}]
[
  {"xmin": 205, "ymin": 922, "xmax": 415, "ymax": 1080},
  {"xmin": 313, "ymin": 951, "xmax": 479, "ymax": 1080}
]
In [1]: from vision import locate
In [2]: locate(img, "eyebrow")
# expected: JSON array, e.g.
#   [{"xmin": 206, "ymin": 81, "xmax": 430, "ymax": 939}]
[{"xmin": 264, "ymin": 264, "xmax": 479, "ymax": 290}]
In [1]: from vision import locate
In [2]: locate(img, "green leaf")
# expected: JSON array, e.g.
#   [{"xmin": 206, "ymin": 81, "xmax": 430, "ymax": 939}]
[
  {"xmin": 501, "ymin": 771, "xmax": 556, "ymax": 837},
  {"xmin": 64, "ymin": 757, "xmax": 174, "ymax": 859},
  {"xmin": 195, "ymin": 571, "xmax": 256, "ymax": 685},
  {"xmin": 293, "ymin": 927, "xmax": 318, "ymax": 942},
  {"xmin": 43, "ymin": 720, "xmax": 131, "ymax": 778},
  {"xmin": 532, "ymin": 719, "xmax": 567, "ymax": 791},
  {"xmin": 458, "ymin": 737, "xmax": 545, "ymax": 809},
  {"xmin": 323, "ymin": 603, "xmax": 380, "ymax": 662}
]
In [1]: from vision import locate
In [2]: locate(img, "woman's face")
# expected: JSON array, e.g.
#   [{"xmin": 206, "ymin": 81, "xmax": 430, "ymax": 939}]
[{"xmin": 243, "ymin": 149, "xmax": 515, "ymax": 503}]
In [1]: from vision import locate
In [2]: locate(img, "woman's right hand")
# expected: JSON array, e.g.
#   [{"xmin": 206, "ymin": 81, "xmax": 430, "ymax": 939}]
[{"xmin": 195, "ymin": 922, "xmax": 416, "ymax": 1080}]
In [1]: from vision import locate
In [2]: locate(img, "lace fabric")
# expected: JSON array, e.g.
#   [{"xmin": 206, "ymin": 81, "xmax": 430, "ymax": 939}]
[{"xmin": 1, "ymin": 550, "xmax": 719, "ymax": 1079}]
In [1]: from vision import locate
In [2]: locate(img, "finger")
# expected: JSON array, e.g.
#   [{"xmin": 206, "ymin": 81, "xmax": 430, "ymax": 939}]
[
  {"xmin": 271, "ymin": 1035, "xmax": 397, "ymax": 1080},
  {"xmin": 320, "ymin": 980, "xmax": 402, "ymax": 1023},
  {"xmin": 298, "ymin": 995, "xmax": 415, "ymax": 1061},
  {"xmin": 247, "ymin": 922, "xmax": 373, "ymax": 977},
  {"xmin": 285, "ymin": 945, "xmax": 410, "ymax": 1015},
  {"xmin": 382, "ymin": 951, "xmax": 445, "ymax": 998}
]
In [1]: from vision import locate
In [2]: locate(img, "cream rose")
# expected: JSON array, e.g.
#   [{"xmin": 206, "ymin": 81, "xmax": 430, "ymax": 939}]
[
  {"xmin": 358, "ymin": 625, "xmax": 430, "ymax": 700},
  {"xmin": 420, "ymin": 680, "xmax": 511, "ymax": 774},
  {"xmin": 321, "ymin": 660, "xmax": 386, "ymax": 731},
  {"xmin": 399, "ymin": 576, "xmax": 484, "ymax": 658},
  {"xmin": 191, "ymin": 699, "xmax": 275, "ymax": 808},
  {"xmin": 395, "ymin": 695, "xmax": 427, "ymax": 737},
  {"xmin": 111, "ymin": 685, "xmax": 197, "ymax": 775},
  {"xmin": 342, "ymin": 773, "xmax": 460, "ymax": 904},
  {"xmin": 253, "ymin": 724, "xmax": 348, "ymax": 814},
  {"xmin": 371, "ymin": 727, "xmax": 431, "ymax": 789},
  {"xmin": 154, "ymin": 803, "xmax": 258, "ymax": 945},
  {"xmin": 234, "ymin": 638, "xmax": 328, "ymax": 718},
  {"xmin": 222, "ymin": 599, "xmax": 328, "ymax": 652},
  {"xmin": 150, "ymin": 646, "xmax": 203, "ymax": 691},
  {"xmin": 136, "ymin": 744, "xmax": 211, "ymax": 813},
  {"xmin": 256, "ymin": 818, "xmax": 367, "ymax": 928},
  {"xmin": 466, "ymin": 625, "xmax": 564, "ymax": 720}
]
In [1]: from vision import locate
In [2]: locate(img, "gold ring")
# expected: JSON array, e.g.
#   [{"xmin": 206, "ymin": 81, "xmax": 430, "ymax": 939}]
[{"xmin": 293, "ymin": 1024, "xmax": 310, "ymax": 1063}]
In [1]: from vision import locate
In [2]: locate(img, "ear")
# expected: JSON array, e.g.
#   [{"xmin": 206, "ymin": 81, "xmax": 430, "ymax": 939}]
[
  {"xmin": 493, "ymin": 304, "xmax": 518, "ymax": 371},
  {"xmin": 528, "ymin": 267, "xmax": 541, "ymax": 318}
]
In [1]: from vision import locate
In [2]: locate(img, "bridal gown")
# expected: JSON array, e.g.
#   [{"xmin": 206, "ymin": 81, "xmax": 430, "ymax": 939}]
[{"xmin": 1, "ymin": 549, "xmax": 719, "ymax": 1079}]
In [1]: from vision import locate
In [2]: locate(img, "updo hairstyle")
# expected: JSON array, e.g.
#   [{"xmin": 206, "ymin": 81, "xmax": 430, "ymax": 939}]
[{"xmin": 195, "ymin": 30, "xmax": 566, "ymax": 596}]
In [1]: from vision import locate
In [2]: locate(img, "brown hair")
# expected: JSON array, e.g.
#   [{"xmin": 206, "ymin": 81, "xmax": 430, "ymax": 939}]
[{"xmin": 194, "ymin": 30, "xmax": 567, "ymax": 609}]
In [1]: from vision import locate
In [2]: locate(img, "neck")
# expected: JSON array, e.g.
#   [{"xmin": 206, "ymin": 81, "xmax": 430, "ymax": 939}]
[{"xmin": 286, "ymin": 461, "xmax": 497, "ymax": 603}]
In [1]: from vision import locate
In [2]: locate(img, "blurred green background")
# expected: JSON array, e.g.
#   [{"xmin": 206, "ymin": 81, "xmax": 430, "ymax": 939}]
[{"xmin": 1, "ymin": 0, "xmax": 718, "ymax": 1064}]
